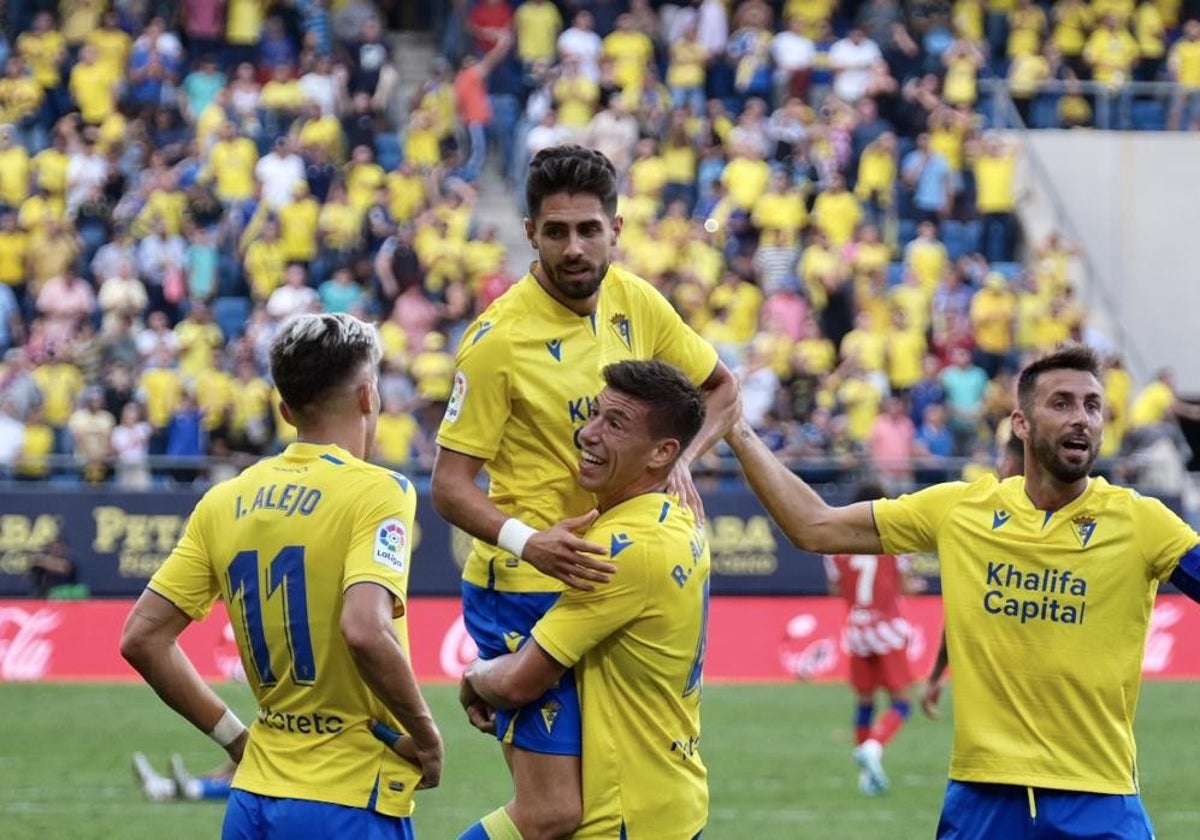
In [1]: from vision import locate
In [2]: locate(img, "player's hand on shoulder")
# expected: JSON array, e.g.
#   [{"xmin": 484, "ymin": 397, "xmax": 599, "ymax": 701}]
[
  {"xmin": 666, "ymin": 460, "xmax": 706, "ymax": 524},
  {"xmin": 524, "ymin": 510, "xmax": 615, "ymax": 591}
]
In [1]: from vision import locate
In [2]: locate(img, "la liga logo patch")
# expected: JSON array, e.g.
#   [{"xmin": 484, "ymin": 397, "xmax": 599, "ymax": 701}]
[{"xmin": 374, "ymin": 518, "xmax": 408, "ymax": 573}]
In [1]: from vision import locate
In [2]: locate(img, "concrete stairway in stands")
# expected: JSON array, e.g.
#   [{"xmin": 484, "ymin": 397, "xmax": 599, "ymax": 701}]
[{"xmin": 386, "ymin": 29, "xmax": 530, "ymax": 279}]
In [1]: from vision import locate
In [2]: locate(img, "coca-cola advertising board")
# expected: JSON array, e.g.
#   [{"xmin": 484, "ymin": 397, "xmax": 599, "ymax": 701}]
[{"xmin": 3, "ymin": 596, "xmax": 1200, "ymax": 683}]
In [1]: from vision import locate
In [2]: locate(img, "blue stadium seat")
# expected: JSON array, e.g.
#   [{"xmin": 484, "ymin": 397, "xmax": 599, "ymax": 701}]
[
  {"xmin": 990, "ymin": 261, "xmax": 1022, "ymax": 282},
  {"xmin": 376, "ymin": 131, "xmax": 402, "ymax": 170},
  {"xmin": 213, "ymin": 296, "xmax": 252, "ymax": 341},
  {"xmin": 887, "ymin": 261, "xmax": 905, "ymax": 287},
  {"xmin": 898, "ymin": 218, "xmax": 918, "ymax": 247},
  {"xmin": 1132, "ymin": 100, "xmax": 1167, "ymax": 131},
  {"xmin": 1031, "ymin": 93, "xmax": 1060, "ymax": 129},
  {"xmin": 941, "ymin": 219, "xmax": 968, "ymax": 260}
]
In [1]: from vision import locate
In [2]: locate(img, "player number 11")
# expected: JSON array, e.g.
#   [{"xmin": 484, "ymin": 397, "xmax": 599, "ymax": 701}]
[{"xmin": 227, "ymin": 546, "xmax": 317, "ymax": 687}]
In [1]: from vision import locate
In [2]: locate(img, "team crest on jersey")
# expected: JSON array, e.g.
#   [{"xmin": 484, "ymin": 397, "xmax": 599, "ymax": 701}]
[
  {"xmin": 1071, "ymin": 514, "xmax": 1097, "ymax": 548},
  {"xmin": 992, "ymin": 509, "xmax": 1011, "ymax": 530},
  {"xmin": 444, "ymin": 370, "xmax": 468, "ymax": 424},
  {"xmin": 374, "ymin": 518, "xmax": 408, "ymax": 573},
  {"xmin": 610, "ymin": 313, "xmax": 632, "ymax": 349},
  {"xmin": 546, "ymin": 338, "xmax": 563, "ymax": 361},
  {"xmin": 540, "ymin": 700, "xmax": 560, "ymax": 733}
]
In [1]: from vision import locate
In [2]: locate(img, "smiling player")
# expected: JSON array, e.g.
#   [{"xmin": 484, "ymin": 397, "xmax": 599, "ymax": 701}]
[
  {"xmin": 725, "ymin": 344, "xmax": 1200, "ymax": 839},
  {"xmin": 461, "ymin": 360, "xmax": 710, "ymax": 839},
  {"xmin": 433, "ymin": 145, "xmax": 737, "ymax": 840}
]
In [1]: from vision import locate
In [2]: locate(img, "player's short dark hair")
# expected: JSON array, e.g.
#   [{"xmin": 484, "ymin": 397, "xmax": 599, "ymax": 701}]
[
  {"xmin": 1016, "ymin": 343, "xmax": 1102, "ymax": 413},
  {"xmin": 270, "ymin": 313, "xmax": 382, "ymax": 416},
  {"xmin": 601, "ymin": 360, "xmax": 705, "ymax": 453},
  {"xmin": 526, "ymin": 144, "xmax": 619, "ymax": 222}
]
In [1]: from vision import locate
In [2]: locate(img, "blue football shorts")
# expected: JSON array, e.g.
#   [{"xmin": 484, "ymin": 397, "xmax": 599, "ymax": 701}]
[
  {"xmin": 462, "ymin": 581, "xmax": 582, "ymax": 756},
  {"xmin": 937, "ymin": 780, "xmax": 1155, "ymax": 839},
  {"xmin": 222, "ymin": 790, "xmax": 416, "ymax": 840}
]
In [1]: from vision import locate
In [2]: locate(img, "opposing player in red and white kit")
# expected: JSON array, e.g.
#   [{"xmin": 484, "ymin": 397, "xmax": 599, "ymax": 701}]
[{"xmin": 824, "ymin": 482, "xmax": 922, "ymax": 796}]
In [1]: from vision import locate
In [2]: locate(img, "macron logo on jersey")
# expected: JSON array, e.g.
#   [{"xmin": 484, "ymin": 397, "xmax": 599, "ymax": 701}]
[
  {"xmin": 546, "ymin": 338, "xmax": 563, "ymax": 361},
  {"xmin": 471, "ymin": 321, "xmax": 494, "ymax": 345},
  {"xmin": 610, "ymin": 532, "xmax": 635, "ymax": 557},
  {"xmin": 374, "ymin": 518, "xmax": 408, "ymax": 574},
  {"xmin": 992, "ymin": 509, "xmax": 1011, "ymax": 530}
]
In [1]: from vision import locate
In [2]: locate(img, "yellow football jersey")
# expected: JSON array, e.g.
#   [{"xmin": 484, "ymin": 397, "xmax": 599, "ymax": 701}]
[
  {"xmin": 533, "ymin": 493, "xmax": 709, "ymax": 839},
  {"xmin": 437, "ymin": 265, "xmax": 718, "ymax": 593},
  {"xmin": 147, "ymin": 443, "xmax": 424, "ymax": 816},
  {"xmin": 875, "ymin": 475, "xmax": 1199, "ymax": 794}
]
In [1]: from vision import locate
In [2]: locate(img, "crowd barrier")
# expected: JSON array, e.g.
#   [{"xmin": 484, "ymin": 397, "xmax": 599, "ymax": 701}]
[{"xmin": 2, "ymin": 595, "xmax": 1198, "ymax": 683}]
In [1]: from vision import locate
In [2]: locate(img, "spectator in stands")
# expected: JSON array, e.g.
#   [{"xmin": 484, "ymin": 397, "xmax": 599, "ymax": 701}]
[
  {"xmin": 969, "ymin": 271, "xmax": 1017, "ymax": 378},
  {"xmin": 972, "ymin": 134, "xmax": 1019, "ymax": 262},
  {"xmin": 111, "ymin": 401, "xmax": 153, "ymax": 489},
  {"xmin": 830, "ymin": 26, "xmax": 884, "ymax": 104},
  {"xmin": 139, "ymin": 345, "xmax": 184, "ymax": 455},
  {"xmin": 904, "ymin": 221, "xmax": 948, "ymax": 294},
  {"xmin": 137, "ymin": 218, "xmax": 187, "ymax": 320},
  {"xmin": 264, "ymin": 262, "xmax": 316, "ymax": 321},
  {"xmin": 1, "ymin": 348, "xmax": 40, "ymax": 421},
  {"xmin": 1132, "ymin": 0, "xmax": 1166, "ymax": 83},
  {"xmin": 940, "ymin": 345, "xmax": 990, "ymax": 455},
  {"xmin": 0, "ymin": 396, "xmax": 22, "ymax": 473},
  {"xmin": 68, "ymin": 386, "xmax": 115, "ymax": 482},
  {"xmin": 914, "ymin": 402, "xmax": 955, "ymax": 479},
  {"xmin": 771, "ymin": 15, "xmax": 815, "ymax": 104},
  {"xmin": 167, "ymin": 392, "xmax": 213, "ymax": 484},
  {"xmin": 1129, "ymin": 368, "xmax": 1200, "ymax": 430},
  {"xmin": 0, "ymin": 279, "xmax": 20, "ymax": 353},
  {"xmin": 1083, "ymin": 15, "xmax": 1140, "ymax": 91},
  {"xmin": 15, "ymin": 403, "xmax": 52, "ymax": 481},
  {"xmin": 97, "ymin": 259, "xmax": 149, "ymax": 334},
  {"xmin": 558, "ymin": 10, "xmax": 604, "ymax": 81},
  {"xmin": 586, "ymin": 91, "xmax": 639, "ymax": 176},
  {"xmin": 36, "ymin": 265, "xmax": 94, "ymax": 349},
  {"xmin": 0, "ymin": 210, "xmax": 29, "ymax": 312},
  {"xmin": 1167, "ymin": 20, "xmax": 1200, "ymax": 131},
  {"xmin": 868, "ymin": 394, "xmax": 917, "ymax": 493},
  {"xmin": 1008, "ymin": 41, "xmax": 1057, "ymax": 126},
  {"xmin": 127, "ymin": 17, "xmax": 184, "ymax": 114},
  {"xmin": 901, "ymin": 132, "xmax": 952, "ymax": 224},
  {"xmin": 454, "ymin": 29, "xmax": 512, "ymax": 183}
]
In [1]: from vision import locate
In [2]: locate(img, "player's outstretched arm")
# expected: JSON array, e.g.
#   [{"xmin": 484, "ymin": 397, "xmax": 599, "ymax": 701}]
[
  {"xmin": 342, "ymin": 583, "xmax": 444, "ymax": 789},
  {"xmin": 920, "ymin": 631, "xmax": 950, "ymax": 720},
  {"xmin": 120, "ymin": 590, "xmax": 249, "ymax": 763},
  {"xmin": 667, "ymin": 362, "xmax": 741, "ymax": 521},
  {"xmin": 432, "ymin": 447, "xmax": 615, "ymax": 590},
  {"xmin": 725, "ymin": 418, "xmax": 884, "ymax": 555}
]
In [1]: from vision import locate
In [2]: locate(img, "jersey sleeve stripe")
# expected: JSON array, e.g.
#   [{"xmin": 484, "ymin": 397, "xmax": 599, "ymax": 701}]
[{"xmin": 1169, "ymin": 544, "xmax": 1200, "ymax": 603}]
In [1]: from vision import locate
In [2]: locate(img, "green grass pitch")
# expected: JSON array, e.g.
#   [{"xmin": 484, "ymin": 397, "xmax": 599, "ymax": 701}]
[{"xmin": 2, "ymin": 681, "xmax": 1199, "ymax": 839}]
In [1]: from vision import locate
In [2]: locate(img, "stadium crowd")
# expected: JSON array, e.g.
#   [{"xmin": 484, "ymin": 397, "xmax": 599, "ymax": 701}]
[{"xmin": 0, "ymin": 0, "xmax": 1195, "ymax": 495}]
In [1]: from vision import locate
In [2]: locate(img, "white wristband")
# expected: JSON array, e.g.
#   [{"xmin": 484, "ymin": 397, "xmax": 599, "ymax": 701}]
[
  {"xmin": 497, "ymin": 518, "xmax": 538, "ymax": 559},
  {"xmin": 208, "ymin": 708, "xmax": 246, "ymax": 748}
]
